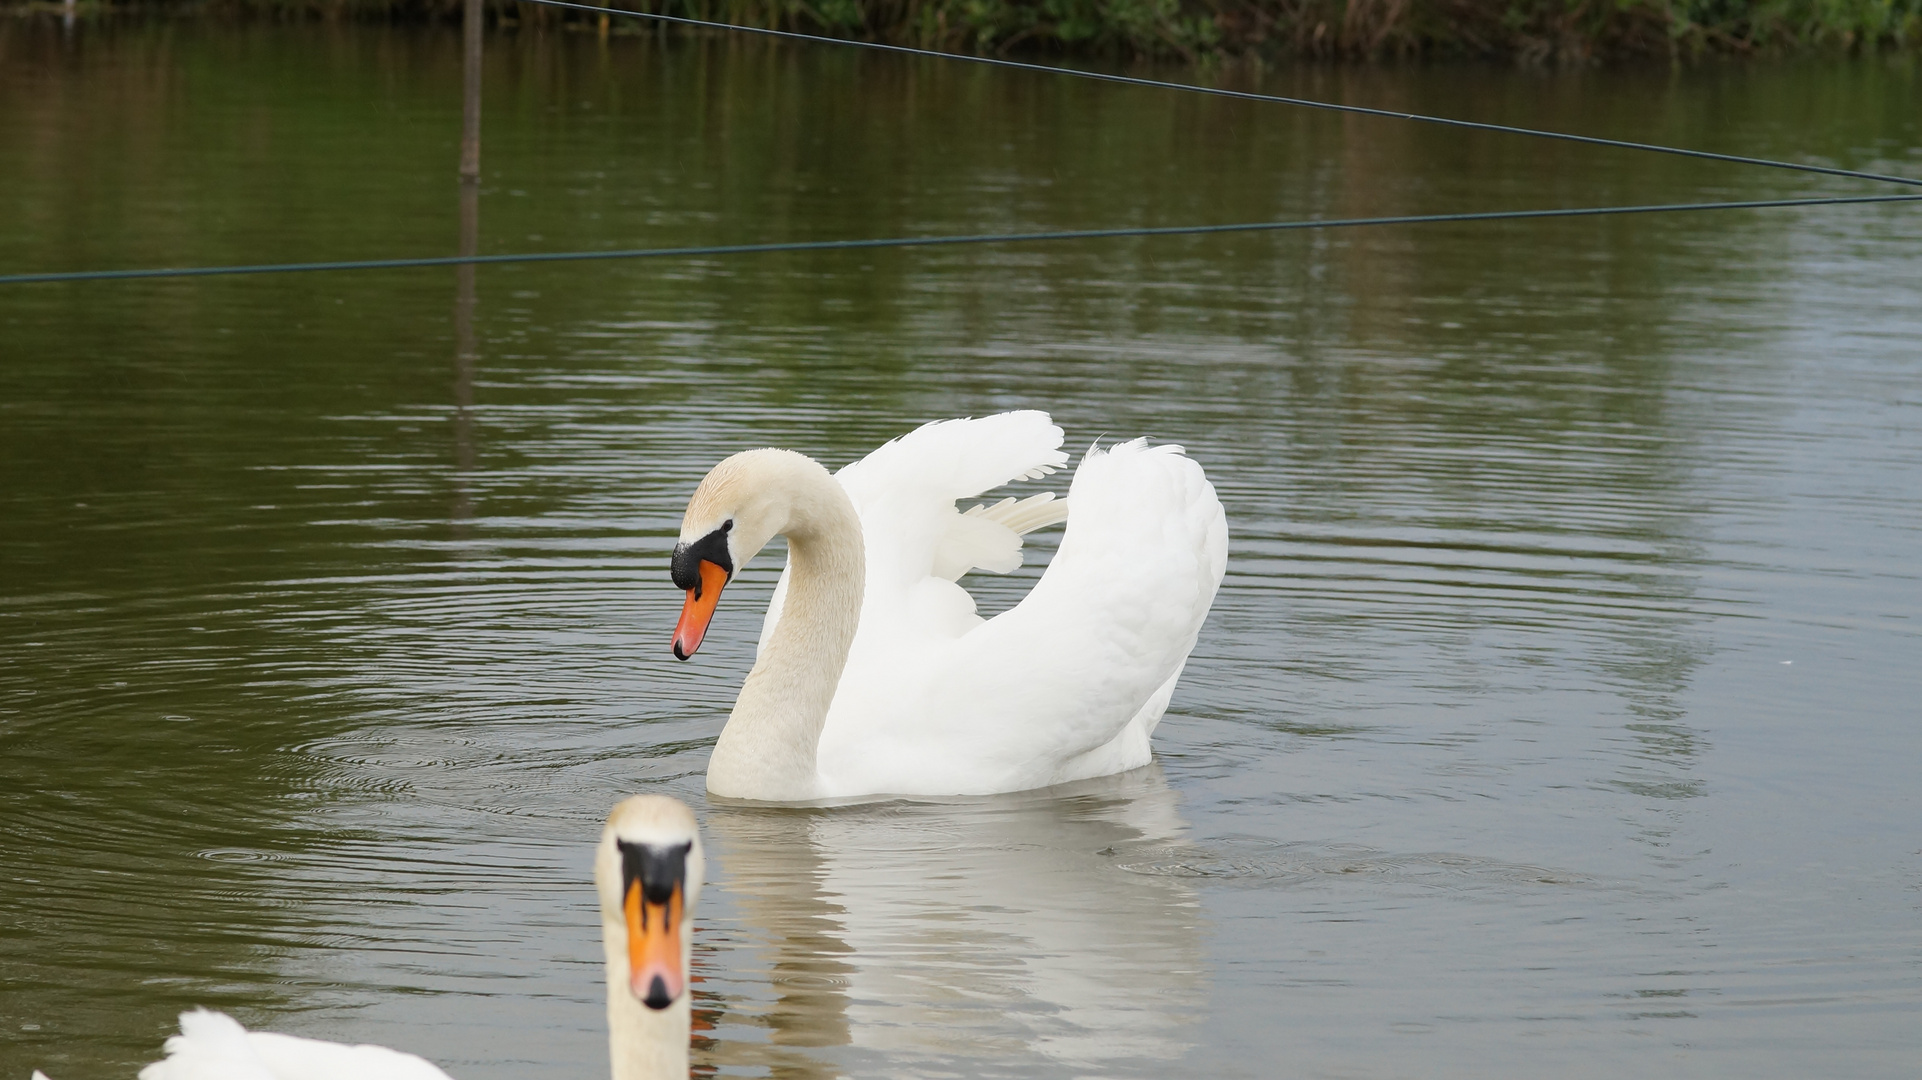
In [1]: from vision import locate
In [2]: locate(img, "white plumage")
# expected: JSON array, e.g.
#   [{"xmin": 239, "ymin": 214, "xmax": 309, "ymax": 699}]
[
  {"xmin": 676, "ymin": 410, "xmax": 1227, "ymax": 800},
  {"xmin": 130, "ymin": 1009, "xmax": 454, "ymax": 1080}
]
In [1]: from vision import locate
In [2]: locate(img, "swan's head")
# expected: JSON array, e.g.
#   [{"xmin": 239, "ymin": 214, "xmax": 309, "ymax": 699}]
[
  {"xmin": 671, "ymin": 448, "xmax": 826, "ymax": 659},
  {"xmin": 596, "ymin": 795, "xmax": 705, "ymax": 1011}
]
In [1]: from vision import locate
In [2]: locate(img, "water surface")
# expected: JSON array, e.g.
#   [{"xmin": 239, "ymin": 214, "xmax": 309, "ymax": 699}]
[{"xmin": 2, "ymin": 23, "xmax": 1920, "ymax": 1080}]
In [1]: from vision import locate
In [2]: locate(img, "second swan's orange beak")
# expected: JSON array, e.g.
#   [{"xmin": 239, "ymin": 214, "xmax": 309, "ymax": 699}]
[
  {"xmin": 671, "ymin": 560, "xmax": 729, "ymax": 660},
  {"xmin": 617, "ymin": 835, "xmax": 692, "ymax": 1011},
  {"xmin": 625, "ymin": 876, "xmax": 686, "ymax": 1009}
]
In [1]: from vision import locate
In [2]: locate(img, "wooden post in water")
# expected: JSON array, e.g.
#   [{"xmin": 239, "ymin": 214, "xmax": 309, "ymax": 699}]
[
  {"xmin": 460, "ymin": 0, "xmax": 482, "ymax": 184},
  {"xmin": 453, "ymin": 0, "xmax": 482, "ymax": 519},
  {"xmin": 455, "ymin": 174, "xmax": 479, "ymax": 483},
  {"xmin": 456, "ymin": 0, "xmax": 481, "ymax": 379}
]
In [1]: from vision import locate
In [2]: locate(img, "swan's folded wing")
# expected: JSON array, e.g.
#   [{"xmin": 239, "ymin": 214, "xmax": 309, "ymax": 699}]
[
  {"xmin": 759, "ymin": 412, "xmax": 1069, "ymax": 655},
  {"xmin": 839, "ymin": 411, "xmax": 1067, "ymax": 587},
  {"xmin": 822, "ymin": 438, "xmax": 1227, "ymax": 794}
]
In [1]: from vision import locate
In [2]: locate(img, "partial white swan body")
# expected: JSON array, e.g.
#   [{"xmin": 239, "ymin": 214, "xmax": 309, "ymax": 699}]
[
  {"xmin": 125, "ymin": 1011, "xmax": 456, "ymax": 1080},
  {"xmin": 671, "ymin": 411, "xmax": 1227, "ymax": 802},
  {"xmin": 72, "ymin": 796, "xmax": 704, "ymax": 1080}
]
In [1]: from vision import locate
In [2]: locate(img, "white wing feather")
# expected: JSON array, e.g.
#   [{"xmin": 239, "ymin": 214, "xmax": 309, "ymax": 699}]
[
  {"xmin": 934, "ymin": 494, "xmax": 1068, "ymax": 580},
  {"xmin": 759, "ymin": 411, "xmax": 1070, "ymax": 654},
  {"xmin": 136, "ymin": 1009, "xmax": 455, "ymax": 1080},
  {"xmin": 815, "ymin": 434, "xmax": 1226, "ymax": 796}
]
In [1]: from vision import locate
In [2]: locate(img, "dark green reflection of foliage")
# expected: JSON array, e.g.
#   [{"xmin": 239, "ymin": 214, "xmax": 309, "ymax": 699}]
[{"xmin": 38, "ymin": 0, "xmax": 1922, "ymax": 62}]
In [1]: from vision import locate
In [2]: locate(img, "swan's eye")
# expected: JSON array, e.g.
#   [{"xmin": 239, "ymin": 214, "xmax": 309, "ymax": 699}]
[{"xmin": 670, "ymin": 525, "xmax": 735, "ymax": 591}]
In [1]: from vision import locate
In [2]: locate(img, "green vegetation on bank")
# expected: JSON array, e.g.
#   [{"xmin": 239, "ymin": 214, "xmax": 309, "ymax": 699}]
[{"xmin": 9, "ymin": 0, "xmax": 1922, "ymax": 60}]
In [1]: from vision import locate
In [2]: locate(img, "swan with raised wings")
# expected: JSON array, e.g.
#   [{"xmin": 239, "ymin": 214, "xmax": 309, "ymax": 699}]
[
  {"xmin": 671, "ymin": 411, "xmax": 1227, "ymax": 802},
  {"xmin": 68, "ymin": 795, "xmax": 704, "ymax": 1080}
]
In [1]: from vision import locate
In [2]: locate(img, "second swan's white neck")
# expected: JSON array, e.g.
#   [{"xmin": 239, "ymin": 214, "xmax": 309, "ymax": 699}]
[
  {"xmin": 607, "ymin": 990, "xmax": 690, "ymax": 1080},
  {"xmin": 705, "ymin": 455, "xmax": 863, "ymax": 800}
]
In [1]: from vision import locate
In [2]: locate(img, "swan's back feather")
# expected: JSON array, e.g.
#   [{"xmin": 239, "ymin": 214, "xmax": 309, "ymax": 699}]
[{"xmin": 138, "ymin": 1009, "xmax": 455, "ymax": 1080}]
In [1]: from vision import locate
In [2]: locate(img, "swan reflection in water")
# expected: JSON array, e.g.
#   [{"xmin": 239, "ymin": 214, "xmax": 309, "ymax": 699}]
[{"xmin": 694, "ymin": 765, "xmax": 1206, "ymax": 1078}]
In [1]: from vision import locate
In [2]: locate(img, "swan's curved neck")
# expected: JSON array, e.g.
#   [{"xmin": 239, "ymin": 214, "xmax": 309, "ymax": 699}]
[{"xmin": 706, "ymin": 458, "xmax": 864, "ymax": 800}]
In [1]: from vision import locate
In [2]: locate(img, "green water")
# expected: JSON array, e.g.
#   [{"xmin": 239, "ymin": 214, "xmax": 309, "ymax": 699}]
[{"xmin": 2, "ymin": 20, "xmax": 1919, "ymax": 1080}]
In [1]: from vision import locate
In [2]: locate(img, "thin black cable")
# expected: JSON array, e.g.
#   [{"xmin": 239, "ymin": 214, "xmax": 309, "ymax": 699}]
[
  {"xmin": 516, "ymin": 0, "xmax": 1922, "ymax": 191},
  {"xmin": 5, "ymin": 193, "xmax": 1917, "ymax": 286}
]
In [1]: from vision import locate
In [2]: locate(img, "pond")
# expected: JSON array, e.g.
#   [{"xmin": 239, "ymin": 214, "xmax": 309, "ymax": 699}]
[{"xmin": 2, "ymin": 20, "xmax": 1919, "ymax": 1080}]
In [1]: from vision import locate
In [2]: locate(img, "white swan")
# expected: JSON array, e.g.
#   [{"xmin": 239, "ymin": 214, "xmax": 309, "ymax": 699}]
[
  {"xmin": 670, "ymin": 411, "xmax": 1227, "ymax": 801},
  {"xmin": 56, "ymin": 795, "xmax": 704, "ymax": 1080}
]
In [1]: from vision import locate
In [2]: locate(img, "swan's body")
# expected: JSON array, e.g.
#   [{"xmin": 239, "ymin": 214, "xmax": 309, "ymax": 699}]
[
  {"xmin": 71, "ymin": 796, "xmax": 704, "ymax": 1080},
  {"xmin": 114, "ymin": 1012, "xmax": 457, "ymax": 1080},
  {"xmin": 671, "ymin": 411, "xmax": 1227, "ymax": 802}
]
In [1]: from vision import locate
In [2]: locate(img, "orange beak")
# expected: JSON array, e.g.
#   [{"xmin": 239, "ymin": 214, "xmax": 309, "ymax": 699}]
[
  {"xmin": 625, "ymin": 878, "xmax": 685, "ymax": 1009},
  {"xmin": 671, "ymin": 559, "xmax": 728, "ymax": 660}
]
